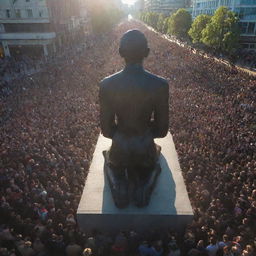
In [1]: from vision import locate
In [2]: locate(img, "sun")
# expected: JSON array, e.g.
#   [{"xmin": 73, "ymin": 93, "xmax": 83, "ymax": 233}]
[{"xmin": 122, "ymin": 0, "xmax": 137, "ymax": 5}]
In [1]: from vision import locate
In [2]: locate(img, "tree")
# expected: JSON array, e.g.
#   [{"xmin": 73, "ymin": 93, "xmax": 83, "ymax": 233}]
[
  {"xmin": 147, "ymin": 12, "xmax": 160, "ymax": 29},
  {"xmin": 167, "ymin": 8, "xmax": 192, "ymax": 38},
  {"xmin": 162, "ymin": 17, "xmax": 170, "ymax": 34},
  {"xmin": 188, "ymin": 14, "xmax": 211, "ymax": 43},
  {"xmin": 157, "ymin": 14, "xmax": 165, "ymax": 32},
  {"xmin": 201, "ymin": 6, "xmax": 239, "ymax": 54},
  {"xmin": 140, "ymin": 12, "xmax": 161, "ymax": 30},
  {"xmin": 140, "ymin": 12, "xmax": 146, "ymax": 22}
]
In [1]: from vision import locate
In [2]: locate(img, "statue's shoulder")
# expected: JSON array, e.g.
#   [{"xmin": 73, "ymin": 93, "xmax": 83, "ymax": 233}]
[
  {"xmin": 144, "ymin": 70, "xmax": 168, "ymax": 88},
  {"xmin": 99, "ymin": 70, "xmax": 122, "ymax": 89}
]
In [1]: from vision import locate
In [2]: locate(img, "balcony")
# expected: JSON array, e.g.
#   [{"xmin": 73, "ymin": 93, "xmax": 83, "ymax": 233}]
[
  {"xmin": 0, "ymin": 18, "xmax": 50, "ymax": 24},
  {"xmin": 0, "ymin": 32, "xmax": 56, "ymax": 40}
]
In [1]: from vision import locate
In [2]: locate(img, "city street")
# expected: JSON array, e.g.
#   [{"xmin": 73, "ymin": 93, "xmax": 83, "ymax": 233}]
[{"xmin": 1, "ymin": 19, "xmax": 256, "ymax": 255}]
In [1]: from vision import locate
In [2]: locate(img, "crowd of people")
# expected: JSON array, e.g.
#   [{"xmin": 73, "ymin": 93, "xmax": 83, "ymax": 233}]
[
  {"xmin": 0, "ymin": 36, "xmax": 91, "ymax": 84},
  {"xmin": 237, "ymin": 50, "xmax": 256, "ymax": 70},
  {"xmin": 0, "ymin": 55, "xmax": 43, "ymax": 83},
  {"xmin": 0, "ymin": 20, "xmax": 255, "ymax": 256}
]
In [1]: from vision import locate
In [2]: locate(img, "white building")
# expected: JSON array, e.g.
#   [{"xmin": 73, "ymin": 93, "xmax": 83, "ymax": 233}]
[
  {"xmin": 192, "ymin": 0, "xmax": 256, "ymax": 50},
  {"xmin": 144, "ymin": 0, "xmax": 186, "ymax": 14},
  {"xmin": 0, "ymin": 0, "xmax": 88, "ymax": 58},
  {"xmin": 0, "ymin": 0, "xmax": 55, "ymax": 58}
]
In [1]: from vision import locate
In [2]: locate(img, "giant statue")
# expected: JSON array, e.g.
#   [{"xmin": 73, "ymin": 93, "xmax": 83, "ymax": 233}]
[{"xmin": 99, "ymin": 30, "xmax": 169, "ymax": 208}]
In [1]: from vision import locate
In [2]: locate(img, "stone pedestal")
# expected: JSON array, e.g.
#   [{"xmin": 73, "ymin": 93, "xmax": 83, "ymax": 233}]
[{"xmin": 77, "ymin": 132, "xmax": 193, "ymax": 233}]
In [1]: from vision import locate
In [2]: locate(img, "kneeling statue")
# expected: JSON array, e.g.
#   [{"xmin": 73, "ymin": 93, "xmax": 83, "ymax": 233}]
[{"xmin": 99, "ymin": 30, "xmax": 169, "ymax": 208}]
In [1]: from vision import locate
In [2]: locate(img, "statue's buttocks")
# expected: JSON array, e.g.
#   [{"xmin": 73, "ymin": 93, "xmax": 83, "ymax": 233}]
[{"xmin": 99, "ymin": 30, "xmax": 169, "ymax": 208}]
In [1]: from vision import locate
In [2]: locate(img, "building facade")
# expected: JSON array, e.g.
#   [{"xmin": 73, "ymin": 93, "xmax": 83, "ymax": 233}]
[
  {"xmin": 192, "ymin": 0, "xmax": 256, "ymax": 50},
  {"xmin": 144, "ymin": 0, "xmax": 186, "ymax": 14},
  {"xmin": 0, "ymin": 0, "xmax": 88, "ymax": 58}
]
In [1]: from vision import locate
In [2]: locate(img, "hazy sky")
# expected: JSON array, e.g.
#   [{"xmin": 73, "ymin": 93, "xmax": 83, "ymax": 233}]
[{"xmin": 122, "ymin": 0, "xmax": 137, "ymax": 5}]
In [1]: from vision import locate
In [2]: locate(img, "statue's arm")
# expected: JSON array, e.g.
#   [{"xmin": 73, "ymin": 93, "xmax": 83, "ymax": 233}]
[
  {"xmin": 99, "ymin": 82, "xmax": 116, "ymax": 139},
  {"xmin": 152, "ymin": 82, "xmax": 169, "ymax": 138}
]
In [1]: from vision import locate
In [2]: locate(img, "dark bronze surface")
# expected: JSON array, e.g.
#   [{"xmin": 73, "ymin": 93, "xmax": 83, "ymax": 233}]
[{"xmin": 99, "ymin": 30, "xmax": 169, "ymax": 208}]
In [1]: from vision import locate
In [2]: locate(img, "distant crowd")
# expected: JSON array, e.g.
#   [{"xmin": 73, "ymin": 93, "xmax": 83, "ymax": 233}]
[
  {"xmin": 238, "ymin": 50, "xmax": 256, "ymax": 70},
  {"xmin": 0, "ymin": 20, "xmax": 255, "ymax": 256},
  {"xmin": 0, "ymin": 31, "xmax": 92, "ymax": 84}
]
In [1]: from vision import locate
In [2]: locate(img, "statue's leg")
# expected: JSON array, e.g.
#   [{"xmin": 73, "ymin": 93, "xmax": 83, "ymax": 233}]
[
  {"xmin": 131, "ymin": 163, "xmax": 161, "ymax": 207},
  {"xmin": 130, "ymin": 144, "xmax": 161, "ymax": 207},
  {"xmin": 103, "ymin": 150, "xmax": 129, "ymax": 208}
]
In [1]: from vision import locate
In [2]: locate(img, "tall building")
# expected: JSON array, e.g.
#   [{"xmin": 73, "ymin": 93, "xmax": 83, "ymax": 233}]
[
  {"xmin": 133, "ymin": 0, "xmax": 145, "ymax": 12},
  {"xmin": 192, "ymin": 0, "xmax": 256, "ymax": 50},
  {"xmin": 144, "ymin": 0, "xmax": 186, "ymax": 14},
  {"xmin": 0, "ymin": 0, "xmax": 88, "ymax": 58}
]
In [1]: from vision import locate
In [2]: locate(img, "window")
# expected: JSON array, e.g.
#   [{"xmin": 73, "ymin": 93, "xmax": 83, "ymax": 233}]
[
  {"xmin": 39, "ymin": 10, "xmax": 43, "ymax": 17},
  {"xmin": 6, "ymin": 9, "xmax": 11, "ymax": 18},
  {"xmin": 242, "ymin": 43, "xmax": 256, "ymax": 49},
  {"xmin": 248, "ymin": 22, "xmax": 255, "ymax": 34},
  {"xmin": 242, "ymin": 44, "xmax": 249, "ymax": 49},
  {"xmin": 240, "ymin": 22, "xmax": 256, "ymax": 34},
  {"xmin": 0, "ymin": 24, "xmax": 5, "ymax": 33},
  {"xmin": 239, "ymin": 22, "xmax": 248, "ymax": 34},
  {"xmin": 239, "ymin": 8, "xmax": 256, "ymax": 20},
  {"xmin": 240, "ymin": 0, "xmax": 256, "ymax": 5},
  {"xmin": 26, "ymin": 9, "xmax": 33, "ymax": 18},
  {"xmin": 15, "ymin": 9, "xmax": 21, "ymax": 18}
]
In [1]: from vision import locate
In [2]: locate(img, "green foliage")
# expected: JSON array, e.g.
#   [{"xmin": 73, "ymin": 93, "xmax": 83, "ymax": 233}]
[
  {"xmin": 201, "ymin": 6, "xmax": 240, "ymax": 54},
  {"xmin": 142, "ymin": 12, "xmax": 160, "ymax": 29},
  {"xmin": 152, "ymin": 12, "xmax": 161, "ymax": 29},
  {"xmin": 188, "ymin": 14, "xmax": 211, "ymax": 43},
  {"xmin": 162, "ymin": 17, "xmax": 170, "ymax": 34},
  {"xmin": 140, "ymin": 6, "xmax": 240, "ymax": 57},
  {"xmin": 141, "ymin": 11, "xmax": 169, "ymax": 32},
  {"xmin": 157, "ymin": 14, "xmax": 165, "ymax": 33},
  {"xmin": 167, "ymin": 9, "xmax": 192, "ymax": 38},
  {"xmin": 140, "ymin": 9, "xmax": 192, "ymax": 37},
  {"xmin": 201, "ymin": 22, "xmax": 220, "ymax": 48}
]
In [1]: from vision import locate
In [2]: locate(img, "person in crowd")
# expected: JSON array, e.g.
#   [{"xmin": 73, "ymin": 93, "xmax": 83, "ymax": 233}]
[
  {"xmin": 138, "ymin": 241, "xmax": 152, "ymax": 256},
  {"xmin": 83, "ymin": 248, "xmax": 92, "ymax": 256},
  {"xmin": 167, "ymin": 238, "xmax": 181, "ymax": 256},
  {"xmin": 18, "ymin": 241, "xmax": 35, "ymax": 256},
  {"xmin": 206, "ymin": 237, "xmax": 219, "ymax": 256},
  {"xmin": 65, "ymin": 240, "xmax": 83, "ymax": 256}
]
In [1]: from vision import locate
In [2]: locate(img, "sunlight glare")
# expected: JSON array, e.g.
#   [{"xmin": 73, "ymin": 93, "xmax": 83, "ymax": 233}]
[{"xmin": 122, "ymin": 0, "xmax": 137, "ymax": 6}]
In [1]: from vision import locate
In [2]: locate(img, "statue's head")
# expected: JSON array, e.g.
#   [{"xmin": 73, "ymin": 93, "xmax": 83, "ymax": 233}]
[{"xmin": 119, "ymin": 30, "xmax": 149, "ymax": 64}]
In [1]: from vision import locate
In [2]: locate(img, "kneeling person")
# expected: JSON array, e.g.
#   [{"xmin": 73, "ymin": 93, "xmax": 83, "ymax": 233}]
[{"xmin": 99, "ymin": 30, "xmax": 169, "ymax": 208}]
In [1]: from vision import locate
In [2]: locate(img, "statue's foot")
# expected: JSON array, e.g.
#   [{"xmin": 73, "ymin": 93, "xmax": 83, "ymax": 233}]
[
  {"xmin": 103, "ymin": 151, "xmax": 129, "ymax": 208},
  {"xmin": 133, "ymin": 185, "xmax": 150, "ymax": 208},
  {"xmin": 111, "ymin": 175, "xmax": 129, "ymax": 208},
  {"xmin": 132, "ymin": 163, "xmax": 161, "ymax": 207}
]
